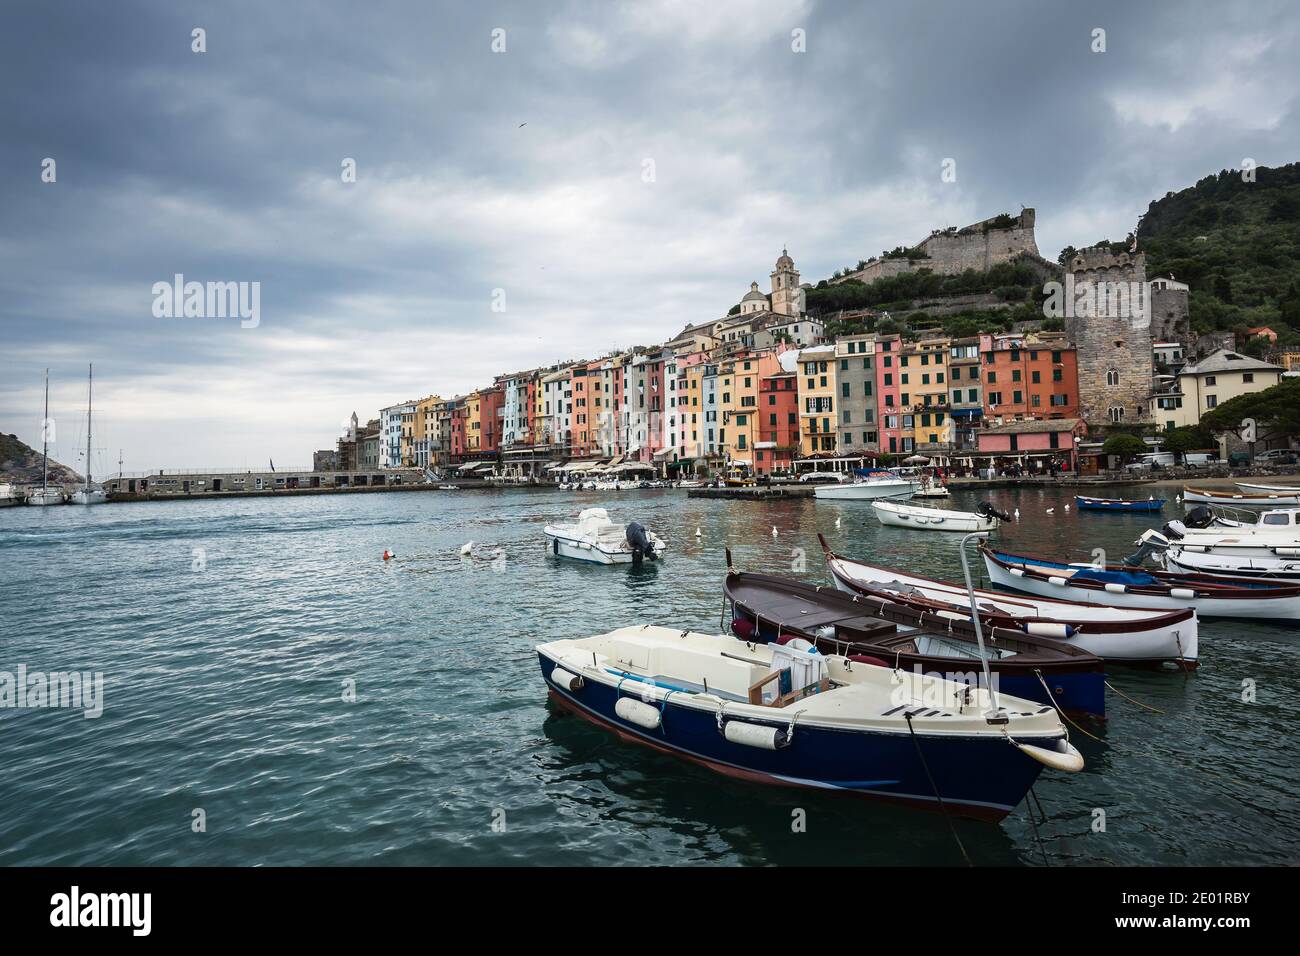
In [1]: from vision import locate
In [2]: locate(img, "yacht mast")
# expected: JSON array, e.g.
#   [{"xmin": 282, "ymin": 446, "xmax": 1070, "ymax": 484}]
[
  {"xmin": 85, "ymin": 363, "xmax": 93, "ymax": 491},
  {"xmin": 41, "ymin": 368, "xmax": 50, "ymax": 495}
]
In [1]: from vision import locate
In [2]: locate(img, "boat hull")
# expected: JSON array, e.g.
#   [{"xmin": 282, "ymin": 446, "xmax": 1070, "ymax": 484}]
[
  {"xmin": 1184, "ymin": 487, "xmax": 1300, "ymax": 507},
  {"xmin": 544, "ymin": 531, "xmax": 631, "ymax": 564},
  {"xmin": 1076, "ymin": 496, "xmax": 1164, "ymax": 512},
  {"xmin": 1236, "ymin": 482, "xmax": 1300, "ymax": 494},
  {"xmin": 823, "ymin": 548, "xmax": 1198, "ymax": 667},
  {"xmin": 538, "ymin": 653, "xmax": 1056, "ymax": 822},
  {"xmin": 69, "ymin": 489, "xmax": 107, "ymax": 505},
  {"xmin": 984, "ymin": 550, "xmax": 1300, "ymax": 626},
  {"xmin": 815, "ymin": 480, "xmax": 917, "ymax": 501},
  {"xmin": 1164, "ymin": 550, "xmax": 1300, "ymax": 581},
  {"xmin": 873, "ymin": 500, "xmax": 998, "ymax": 532},
  {"xmin": 25, "ymin": 490, "xmax": 65, "ymax": 506},
  {"xmin": 733, "ymin": 612, "xmax": 1104, "ymax": 718}
]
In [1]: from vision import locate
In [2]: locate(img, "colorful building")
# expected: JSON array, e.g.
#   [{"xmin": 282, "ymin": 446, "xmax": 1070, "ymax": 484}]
[
  {"xmin": 835, "ymin": 333, "xmax": 879, "ymax": 458},
  {"xmin": 874, "ymin": 334, "xmax": 904, "ymax": 457},
  {"xmin": 757, "ymin": 371, "xmax": 800, "ymax": 474},
  {"xmin": 796, "ymin": 344, "xmax": 838, "ymax": 457},
  {"xmin": 979, "ymin": 331, "xmax": 1079, "ymax": 422}
]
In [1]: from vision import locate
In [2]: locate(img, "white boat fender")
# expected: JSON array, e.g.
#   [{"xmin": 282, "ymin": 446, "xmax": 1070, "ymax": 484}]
[
  {"xmin": 1169, "ymin": 587, "xmax": 1197, "ymax": 600},
  {"xmin": 1020, "ymin": 622, "xmax": 1077, "ymax": 639},
  {"xmin": 615, "ymin": 696, "xmax": 661, "ymax": 730},
  {"xmin": 1048, "ymin": 576, "xmax": 1068, "ymax": 587},
  {"xmin": 1009, "ymin": 567, "xmax": 1025, "ymax": 577},
  {"xmin": 550, "ymin": 667, "xmax": 584, "ymax": 693},
  {"xmin": 1104, "ymin": 582, "xmax": 1127, "ymax": 594},
  {"xmin": 1273, "ymin": 547, "xmax": 1300, "ymax": 557},
  {"xmin": 1007, "ymin": 736, "xmax": 1084, "ymax": 773},
  {"xmin": 723, "ymin": 720, "xmax": 789, "ymax": 750}
]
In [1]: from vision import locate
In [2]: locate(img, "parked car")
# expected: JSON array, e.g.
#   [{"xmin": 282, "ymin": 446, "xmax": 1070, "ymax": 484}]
[
  {"xmin": 1255, "ymin": 448, "xmax": 1298, "ymax": 464},
  {"xmin": 799, "ymin": 471, "xmax": 844, "ymax": 484},
  {"xmin": 1228, "ymin": 452, "xmax": 1251, "ymax": 467}
]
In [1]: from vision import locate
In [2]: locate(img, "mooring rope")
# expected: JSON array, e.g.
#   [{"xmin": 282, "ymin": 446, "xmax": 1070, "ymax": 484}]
[
  {"xmin": 1104, "ymin": 680, "xmax": 1165, "ymax": 714},
  {"xmin": 905, "ymin": 712, "xmax": 972, "ymax": 867},
  {"xmin": 1034, "ymin": 669, "xmax": 1104, "ymax": 743}
]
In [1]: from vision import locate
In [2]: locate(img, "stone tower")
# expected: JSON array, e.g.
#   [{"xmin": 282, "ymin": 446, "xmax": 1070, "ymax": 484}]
[
  {"xmin": 770, "ymin": 248, "xmax": 803, "ymax": 317},
  {"xmin": 1148, "ymin": 275, "xmax": 1191, "ymax": 346},
  {"xmin": 1063, "ymin": 248, "xmax": 1154, "ymax": 428}
]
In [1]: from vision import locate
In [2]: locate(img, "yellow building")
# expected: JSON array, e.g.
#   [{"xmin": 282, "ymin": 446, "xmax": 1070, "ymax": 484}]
[
  {"xmin": 796, "ymin": 345, "xmax": 838, "ymax": 457},
  {"xmin": 718, "ymin": 349, "xmax": 781, "ymax": 467},
  {"xmin": 413, "ymin": 394, "xmax": 443, "ymax": 468},
  {"xmin": 901, "ymin": 337, "xmax": 954, "ymax": 452},
  {"xmin": 465, "ymin": 390, "xmax": 483, "ymax": 454},
  {"xmin": 1149, "ymin": 349, "xmax": 1284, "ymax": 430}
]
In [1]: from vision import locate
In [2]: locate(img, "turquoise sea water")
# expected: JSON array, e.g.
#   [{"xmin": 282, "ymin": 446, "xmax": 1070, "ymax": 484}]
[{"xmin": 1, "ymin": 486, "xmax": 1297, "ymax": 866}]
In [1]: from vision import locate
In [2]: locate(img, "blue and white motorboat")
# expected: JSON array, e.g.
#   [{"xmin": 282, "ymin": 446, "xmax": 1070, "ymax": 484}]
[{"xmin": 537, "ymin": 624, "xmax": 1082, "ymax": 822}]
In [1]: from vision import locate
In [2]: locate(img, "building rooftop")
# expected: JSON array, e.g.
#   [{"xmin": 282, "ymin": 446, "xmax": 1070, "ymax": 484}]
[
  {"xmin": 982, "ymin": 417, "xmax": 1083, "ymax": 435},
  {"xmin": 1181, "ymin": 349, "xmax": 1282, "ymax": 375}
]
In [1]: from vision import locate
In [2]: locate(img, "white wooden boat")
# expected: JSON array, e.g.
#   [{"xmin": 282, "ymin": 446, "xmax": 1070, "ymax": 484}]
[
  {"xmin": 814, "ymin": 475, "xmax": 917, "ymax": 501},
  {"xmin": 909, "ymin": 476, "xmax": 950, "ymax": 499},
  {"xmin": 1162, "ymin": 549, "xmax": 1300, "ymax": 581},
  {"xmin": 820, "ymin": 537, "xmax": 1200, "ymax": 667},
  {"xmin": 538, "ymin": 625, "xmax": 1081, "ymax": 822},
  {"xmin": 544, "ymin": 508, "xmax": 665, "ymax": 564},
  {"xmin": 983, "ymin": 546, "xmax": 1300, "ymax": 625},
  {"xmin": 872, "ymin": 499, "xmax": 1003, "ymax": 532},
  {"xmin": 1184, "ymin": 486, "xmax": 1300, "ymax": 506},
  {"xmin": 1236, "ymin": 482, "xmax": 1300, "ymax": 494}
]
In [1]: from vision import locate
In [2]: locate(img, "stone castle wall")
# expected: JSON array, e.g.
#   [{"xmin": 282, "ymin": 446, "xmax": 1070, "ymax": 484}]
[
  {"xmin": 835, "ymin": 209, "xmax": 1041, "ymax": 285},
  {"xmin": 1063, "ymin": 248, "xmax": 1153, "ymax": 426}
]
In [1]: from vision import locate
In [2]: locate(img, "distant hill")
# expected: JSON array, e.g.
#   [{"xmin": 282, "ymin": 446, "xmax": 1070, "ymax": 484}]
[
  {"xmin": 1133, "ymin": 162, "xmax": 1300, "ymax": 343},
  {"xmin": 0, "ymin": 432, "xmax": 83, "ymax": 485}
]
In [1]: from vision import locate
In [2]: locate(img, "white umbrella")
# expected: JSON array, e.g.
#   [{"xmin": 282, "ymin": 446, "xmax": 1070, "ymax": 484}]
[{"xmin": 902, "ymin": 454, "xmax": 931, "ymax": 465}]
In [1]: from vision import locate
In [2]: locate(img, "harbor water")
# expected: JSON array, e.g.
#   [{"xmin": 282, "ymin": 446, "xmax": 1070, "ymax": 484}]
[{"xmin": 1, "ymin": 486, "xmax": 1297, "ymax": 866}]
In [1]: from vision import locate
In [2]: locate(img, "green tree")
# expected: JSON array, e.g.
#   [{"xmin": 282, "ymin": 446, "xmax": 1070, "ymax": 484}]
[
  {"xmin": 1199, "ymin": 377, "xmax": 1300, "ymax": 438},
  {"xmin": 1101, "ymin": 432, "xmax": 1146, "ymax": 462},
  {"xmin": 1161, "ymin": 426, "xmax": 1210, "ymax": 464}
]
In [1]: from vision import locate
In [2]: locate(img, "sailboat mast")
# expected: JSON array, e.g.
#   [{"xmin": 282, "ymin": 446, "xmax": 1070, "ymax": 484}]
[
  {"xmin": 85, "ymin": 363, "xmax": 93, "ymax": 490},
  {"xmin": 42, "ymin": 368, "xmax": 50, "ymax": 494}
]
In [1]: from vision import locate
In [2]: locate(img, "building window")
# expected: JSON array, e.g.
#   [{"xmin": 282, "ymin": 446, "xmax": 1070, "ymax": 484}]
[
  {"xmin": 1106, "ymin": 369, "xmax": 1120, "ymax": 386},
  {"xmin": 1108, "ymin": 406, "xmax": 1124, "ymax": 422},
  {"xmin": 1205, "ymin": 395, "xmax": 1217, "ymax": 408}
]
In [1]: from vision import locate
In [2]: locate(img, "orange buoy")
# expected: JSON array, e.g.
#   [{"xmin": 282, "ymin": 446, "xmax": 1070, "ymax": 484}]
[{"xmin": 383, "ymin": 550, "xmax": 394, "ymax": 561}]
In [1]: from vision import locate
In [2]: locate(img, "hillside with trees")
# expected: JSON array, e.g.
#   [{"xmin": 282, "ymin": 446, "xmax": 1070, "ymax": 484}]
[
  {"xmin": 0, "ymin": 432, "xmax": 82, "ymax": 484},
  {"xmin": 1133, "ymin": 162, "xmax": 1300, "ymax": 345}
]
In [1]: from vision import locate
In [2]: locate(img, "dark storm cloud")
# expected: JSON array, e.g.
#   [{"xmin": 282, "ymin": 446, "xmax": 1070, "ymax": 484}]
[{"xmin": 1, "ymin": 0, "xmax": 1297, "ymax": 466}]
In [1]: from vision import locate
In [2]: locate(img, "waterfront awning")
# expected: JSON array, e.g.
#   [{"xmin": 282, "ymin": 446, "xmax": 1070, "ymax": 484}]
[{"xmin": 653, "ymin": 448, "xmax": 675, "ymax": 460}]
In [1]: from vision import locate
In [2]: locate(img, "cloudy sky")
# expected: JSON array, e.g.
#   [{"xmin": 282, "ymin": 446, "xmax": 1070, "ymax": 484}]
[{"xmin": 3, "ymin": 0, "xmax": 1298, "ymax": 471}]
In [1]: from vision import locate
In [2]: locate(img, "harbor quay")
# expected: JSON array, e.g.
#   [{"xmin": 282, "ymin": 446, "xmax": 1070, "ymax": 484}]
[{"xmin": 96, "ymin": 467, "xmax": 488, "ymax": 502}]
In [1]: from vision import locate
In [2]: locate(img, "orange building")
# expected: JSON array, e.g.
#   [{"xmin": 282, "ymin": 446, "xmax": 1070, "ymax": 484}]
[{"xmin": 978, "ymin": 332, "xmax": 1079, "ymax": 421}]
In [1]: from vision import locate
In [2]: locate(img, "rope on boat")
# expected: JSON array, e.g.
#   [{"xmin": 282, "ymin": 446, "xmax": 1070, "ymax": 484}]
[
  {"xmin": 1023, "ymin": 785, "xmax": 1051, "ymax": 867},
  {"xmin": 1104, "ymin": 680, "xmax": 1165, "ymax": 715},
  {"xmin": 1173, "ymin": 631, "xmax": 1194, "ymax": 674},
  {"xmin": 905, "ymin": 712, "xmax": 972, "ymax": 867},
  {"xmin": 1034, "ymin": 669, "xmax": 1103, "ymax": 743}
]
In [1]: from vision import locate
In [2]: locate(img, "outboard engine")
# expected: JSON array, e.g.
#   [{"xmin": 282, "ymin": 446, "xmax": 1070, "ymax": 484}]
[
  {"xmin": 1162, "ymin": 520, "xmax": 1186, "ymax": 540},
  {"xmin": 625, "ymin": 522, "xmax": 656, "ymax": 563},
  {"xmin": 1183, "ymin": 506, "xmax": 1215, "ymax": 529},
  {"xmin": 976, "ymin": 501, "xmax": 1013, "ymax": 522},
  {"xmin": 1122, "ymin": 529, "xmax": 1171, "ymax": 567}
]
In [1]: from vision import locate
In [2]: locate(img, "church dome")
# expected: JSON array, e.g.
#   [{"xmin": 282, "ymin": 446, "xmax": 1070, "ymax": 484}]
[
  {"xmin": 742, "ymin": 281, "xmax": 767, "ymax": 302},
  {"xmin": 775, "ymin": 247, "xmax": 794, "ymax": 270}
]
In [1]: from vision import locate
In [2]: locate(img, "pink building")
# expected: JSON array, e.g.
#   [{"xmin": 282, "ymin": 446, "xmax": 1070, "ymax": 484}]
[{"xmin": 976, "ymin": 417, "xmax": 1086, "ymax": 470}]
